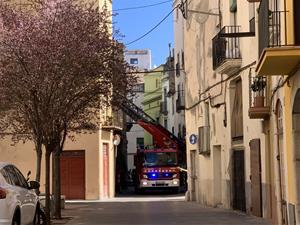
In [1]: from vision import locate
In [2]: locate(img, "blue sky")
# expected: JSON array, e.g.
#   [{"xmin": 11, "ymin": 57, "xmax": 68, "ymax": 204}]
[{"xmin": 112, "ymin": 0, "xmax": 174, "ymax": 68}]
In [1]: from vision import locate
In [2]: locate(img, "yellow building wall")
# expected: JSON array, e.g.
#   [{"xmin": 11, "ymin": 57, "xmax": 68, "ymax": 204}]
[{"xmin": 283, "ymin": 0, "xmax": 296, "ymax": 204}]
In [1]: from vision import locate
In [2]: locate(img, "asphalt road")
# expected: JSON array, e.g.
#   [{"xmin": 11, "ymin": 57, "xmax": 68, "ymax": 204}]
[{"xmin": 64, "ymin": 197, "xmax": 271, "ymax": 225}]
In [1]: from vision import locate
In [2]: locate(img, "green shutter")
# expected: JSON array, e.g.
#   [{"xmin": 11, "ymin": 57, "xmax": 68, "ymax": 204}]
[{"xmin": 230, "ymin": 0, "xmax": 237, "ymax": 12}]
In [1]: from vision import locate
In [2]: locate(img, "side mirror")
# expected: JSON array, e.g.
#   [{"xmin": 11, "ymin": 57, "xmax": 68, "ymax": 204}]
[{"xmin": 28, "ymin": 181, "xmax": 40, "ymax": 190}]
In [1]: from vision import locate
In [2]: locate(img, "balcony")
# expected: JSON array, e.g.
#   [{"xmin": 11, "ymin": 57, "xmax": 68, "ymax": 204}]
[
  {"xmin": 212, "ymin": 26, "xmax": 242, "ymax": 75},
  {"xmin": 176, "ymin": 95, "xmax": 185, "ymax": 112},
  {"xmin": 256, "ymin": 4, "xmax": 300, "ymax": 76},
  {"xmin": 248, "ymin": 75, "xmax": 270, "ymax": 119},
  {"xmin": 160, "ymin": 101, "xmax": 168, "ymax": 115},
  {"xmin": 102, "ymin": 110, "xmax": 123, "ymax": 129}
]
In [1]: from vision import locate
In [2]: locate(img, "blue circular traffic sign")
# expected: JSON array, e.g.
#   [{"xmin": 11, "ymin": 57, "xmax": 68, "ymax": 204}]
[{"xmin": 189, "ymin": 134, "xmax": 197, "ymax": 145}]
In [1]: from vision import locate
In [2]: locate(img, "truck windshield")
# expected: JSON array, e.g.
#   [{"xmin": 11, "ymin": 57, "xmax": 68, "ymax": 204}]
[{"xmin": 143, "ymin": 152, "xmax": 177, "ymax": 167}]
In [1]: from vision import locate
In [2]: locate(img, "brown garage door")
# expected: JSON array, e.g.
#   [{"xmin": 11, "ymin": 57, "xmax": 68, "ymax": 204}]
[{"xmin": 61, "ymin": 150, "xmax": 85, "ymax": 200}]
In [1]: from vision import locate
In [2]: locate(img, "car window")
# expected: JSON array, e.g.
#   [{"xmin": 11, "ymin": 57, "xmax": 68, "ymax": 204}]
[
  {"xmin": 0, "ymin": 168, "xmax": 13, "ymax": 185},
  {"xmin": 4, "ymin": 166, "xmax": 21, "ymax": 186},
  {"xmin": 12, "ymin": 166, "xmax": 29, "ymax": 189}
]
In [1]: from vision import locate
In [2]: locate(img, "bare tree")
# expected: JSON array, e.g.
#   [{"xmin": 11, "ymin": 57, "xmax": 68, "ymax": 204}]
[{"xmin": 0, "ymin": 0, "xmax": 136, "ymax": 223}]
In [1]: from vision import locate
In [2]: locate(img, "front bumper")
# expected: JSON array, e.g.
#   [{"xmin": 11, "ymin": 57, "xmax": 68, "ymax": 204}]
[{"xmin": 140, "ymin": 179, "xmax": 180, "ymax": 188}]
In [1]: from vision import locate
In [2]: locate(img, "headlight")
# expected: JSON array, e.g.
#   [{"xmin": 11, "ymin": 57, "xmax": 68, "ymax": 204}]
[
  {"xmin": 143, "ymin": 174, "xmax": 148, "ymax": 178},
  {"xmin": 172, "ymin": 173, "xmax": 178, "ymax": 178}
]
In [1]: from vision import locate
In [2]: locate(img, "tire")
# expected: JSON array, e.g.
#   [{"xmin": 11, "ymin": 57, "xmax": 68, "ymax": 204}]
[
  {"xmin": 32, "ymin": 206, "xmax": 40, "ymax": 225},
  {"xmin": 12, "ymin": 211, "xmax": 20, "ymax": 225},
  {"xmin": 32, "ymin": 205, "xmax": 46, "ymax": 225}
]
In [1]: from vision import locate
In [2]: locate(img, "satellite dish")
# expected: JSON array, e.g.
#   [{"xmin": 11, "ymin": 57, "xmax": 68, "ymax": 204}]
[{"xmin": 113, "ymin": 134, "xmax": 121, "ymax": 146}]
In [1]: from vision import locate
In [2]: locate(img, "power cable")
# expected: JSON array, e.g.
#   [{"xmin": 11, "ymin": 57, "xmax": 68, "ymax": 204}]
[
  {"xmin": 113, "ymin": 0, "xmax": 172, "ymax": 12},
  {"xmin": 125, "ymin": 5, "xmax": 178, "ymax": 46},
  {"xmin": 125, "ymin": 68, "xmax": 184, "ymax": 74}
]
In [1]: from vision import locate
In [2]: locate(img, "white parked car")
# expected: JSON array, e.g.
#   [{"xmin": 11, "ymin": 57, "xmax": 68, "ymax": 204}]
[{"xmin": 0, "ymin": 162, "xmax": 40, "ymax": 225}]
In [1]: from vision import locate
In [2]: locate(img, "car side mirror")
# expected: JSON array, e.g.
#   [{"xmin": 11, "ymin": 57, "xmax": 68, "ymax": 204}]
[{"xmin": 28, "ymin": 181, "xmax": 40, "ymax": 190}]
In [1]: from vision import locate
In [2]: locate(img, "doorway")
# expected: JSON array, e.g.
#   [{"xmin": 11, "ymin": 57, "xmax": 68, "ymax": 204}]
[
  {"xmin": 61, "ymin": 150, "xmax": 85, "ymax": 200},
  {"xmin": 232, "ymin": 150, "xmax": 246, "ymax": 212},
  {"xmin": 213, "ymin": 146, "xmax": 222, "ymax": 206},
  {"xmin": 190, "ymin": 150, "xmax": 197, "ymax": 201},
  {"xmin": 103, "ymin": 143, "xmax": 109, "ymax": 198},
  {"xmin": 250, "ymin": 139, "xmax": 262, "ymax": 217}
]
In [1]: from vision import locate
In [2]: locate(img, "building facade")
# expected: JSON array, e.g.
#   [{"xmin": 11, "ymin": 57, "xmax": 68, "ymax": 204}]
[
  {"xmin": 183, "ymin": 0, "xmax": 270, "ymax": 219},
  {"xmin": 183, "ymin": 0, "xmax": 300, "ymax": 224},
  {"xmin": 255, "ymin": 0, "xmax": 300, "ymax": 224},
  {"xmin": 124, "ymin": 49, "xmax": 151, "ymax": 172},
  {"xmin": 142, "ymin": 65, "xmax": 164, "ymax": 146},
  {"xmin": 173, "ymin": 0, "xmax": 186, "ymax": 140},
  {"xmin": 0, "ymin": 0, "xmax": 121, "ymax": 200}
]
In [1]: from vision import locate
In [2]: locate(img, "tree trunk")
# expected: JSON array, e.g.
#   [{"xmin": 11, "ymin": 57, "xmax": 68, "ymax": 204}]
[
  {"xmin": 45, "ymin": 150, "xmax": 51, "ymax": 225},
  {"xmin": 52, "ymin": 146, "xmax": 61, "ymax": 219},
  {"xmin": 35, "ymin": 141, "xmax": 42, "ymax": 195}
]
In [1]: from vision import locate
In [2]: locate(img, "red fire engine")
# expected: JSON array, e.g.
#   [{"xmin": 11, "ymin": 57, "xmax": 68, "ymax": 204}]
[{"xmin": 119, "ymin": 97, "xmax": 186, "ymax": 193}]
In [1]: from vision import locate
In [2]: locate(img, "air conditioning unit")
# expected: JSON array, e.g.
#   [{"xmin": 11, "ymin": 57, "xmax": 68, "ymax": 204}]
[{"xmin": 198, "ymin": 126, "xmax": 210, "ymax": 155}]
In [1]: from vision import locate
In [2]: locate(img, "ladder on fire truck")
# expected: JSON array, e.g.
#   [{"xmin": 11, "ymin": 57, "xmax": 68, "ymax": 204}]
[{"xmin": 118, "ymin": 96, "xmax": 185, "ymax": 162}]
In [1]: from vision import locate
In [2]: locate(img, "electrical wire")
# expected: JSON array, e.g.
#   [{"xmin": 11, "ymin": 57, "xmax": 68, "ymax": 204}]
[
  {"xmin": 125, "ymin": 68, "xmax": 184, "ymax": 74},
  {"xmin": 113, "ymin": 0, "xmax": 173, "ymax": 12},
  {"xmin": 125, "ymin": 5, "xmax": 179, "ymax": 46},
  {"xmin": 185, "ymin": 61, "xmax": 257, "ymax": 110}
]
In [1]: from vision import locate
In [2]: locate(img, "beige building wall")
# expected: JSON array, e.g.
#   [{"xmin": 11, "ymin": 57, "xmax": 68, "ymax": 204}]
[
  {"xmin": 184, "ymin": 0, "xmax": 271, "ymax": 218},
  {"xmin": 0, "ymin": 128, "xmax": 116, "ymax": 200}
]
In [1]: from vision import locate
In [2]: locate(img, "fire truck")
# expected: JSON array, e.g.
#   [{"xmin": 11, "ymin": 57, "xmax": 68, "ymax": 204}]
[{"xmin": 119, "ymin": 97, "xmax": 186, "ymax": 193}]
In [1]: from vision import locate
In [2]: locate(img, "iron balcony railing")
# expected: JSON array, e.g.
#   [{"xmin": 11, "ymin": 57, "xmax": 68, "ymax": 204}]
[
  {"xmin": 248, "ymin": 72, "xmax": 270, "ymax": 119},
  {"xmin": 176, "ymin": 91, "xmax": 185, "ymax": 112},
  {"xmin": 212, "ymin": 26, "xmax": 241, "ymax": 70},
  {"xmin": 258, "ymin": 0, "xmax": 288, "ymax": 54}
]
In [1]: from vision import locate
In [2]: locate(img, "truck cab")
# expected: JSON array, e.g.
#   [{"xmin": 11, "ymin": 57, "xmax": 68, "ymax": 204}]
[{"xmin": 134, "ymin": 147, "xmax": 180, "ymax": 193}]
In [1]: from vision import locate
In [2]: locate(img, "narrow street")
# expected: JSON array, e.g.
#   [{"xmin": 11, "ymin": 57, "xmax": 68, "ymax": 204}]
[{"xmin": 63, "ymin": 198, "xmax": 270, "ymax": 225}]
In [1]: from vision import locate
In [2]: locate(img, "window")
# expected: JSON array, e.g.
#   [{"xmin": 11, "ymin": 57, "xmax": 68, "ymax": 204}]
[
  {"xmin": 181, "ymin": 51, "xmax": 185, "ymax": 69},
  {"xmin": 13, "ymin": 166, "xmax": 29, "ymax": 189},
  {"xmin": 231, "ymin": 79, "xmax": 243, "ymax": 139},
  {"xmin": 4, "ymin": 166, "xmax": 21, "ymax": 187},
  {"xmin": 130, "ymin": 58, "xmax": 138, "ymax": 65},
  {"xmin": 178, "ymin": 124, "xmax": 182, "ymax": 138},
  {"xmin": 172, "ymin": 96, "xmax": 175, "ymax": 114},
  {"xmin": 136, "ymin": 137, "xmax": 144, "ymax": 149},
  {"xmin": 230, "ymin": 0, "xmax": 237, "ymax": 13},
  {"xmin": 0, "ymin": 168, "xmax": 13, "ymax": 185},
  {"xmin": 164, "ymin": 119, "xmax": 168, "ymax": 129}
]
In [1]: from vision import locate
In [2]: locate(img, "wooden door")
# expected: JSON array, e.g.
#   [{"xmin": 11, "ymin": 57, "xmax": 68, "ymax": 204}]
[
  {"xmin": 232, "ymin": 150, "xmax": 246, "ymax": 212},
  {"xmin": 250, "ymin": 139, "xmax": 262, "ymax": 217},
  {"xmin": 103, "ymin": 143, "xmax": 109, "ymax": 198},
  {"xmin": 190, "ymin": 150, "xmax": 197, "ymax": 201},
  {"xmin": 61, "ymin": 150, "xmax": 85, "ymax": 200}
]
